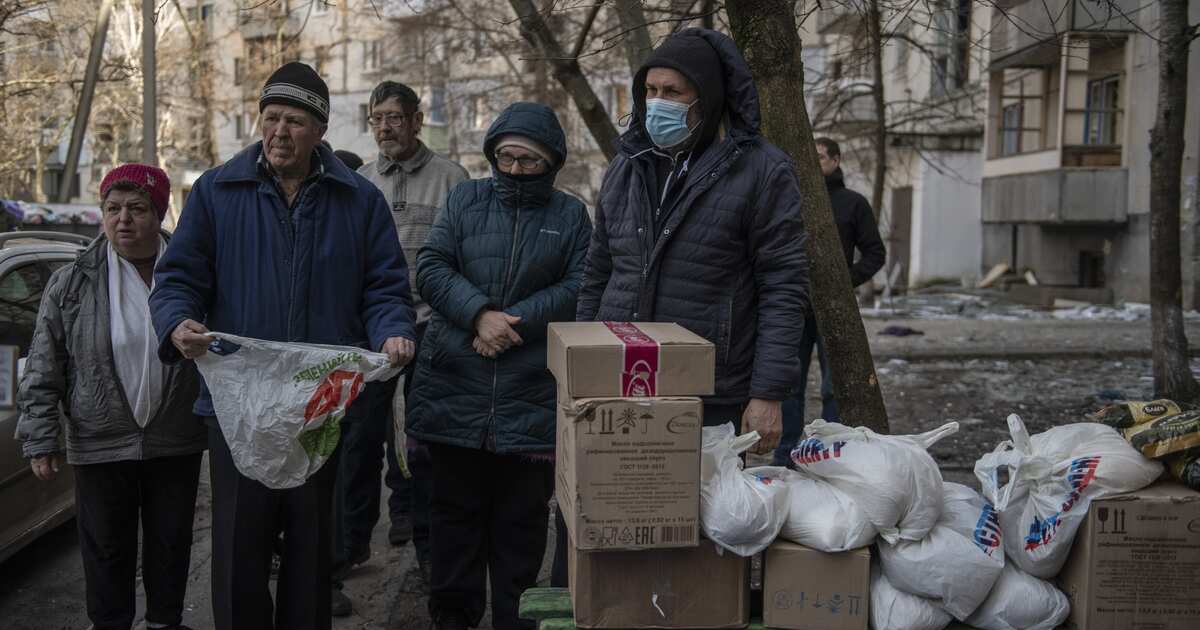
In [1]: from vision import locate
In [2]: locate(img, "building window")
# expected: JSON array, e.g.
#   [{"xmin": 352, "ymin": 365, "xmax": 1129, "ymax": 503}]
[
  {"xmin": 364, "ymin": 40, "xmax": 382, "ymax": 70},
  {"xmin": 313, "ymin": 0, "xmax": 329, "ymax": 14},
  {"xmin": 233, "ymin": 57, "xmax": 244, "ymax": 85},
  {"xmin": 607, "ymin": 84, "xmax": 630, "ymax": 120},
  {"xmin": 1084, "ymin": 75, "xmax": 1120, "ymax": 145},
  {"xmin": 360, "ymin": 103, "xmax": 370, "ymax": 134},
  {"xmin": 236, "ymin": 112, "xmax": 245, "ymax": 139},
  {"xmin": 1001, "ymin": 103, "xmax": 1022, "ymax": 156},
  {"xmin": 185, "ymin": 3, "xmax": 214, "ymax": 36},
  {"xmin": 428, "ymin": 86, "xmax": 446, "ymax": 124}
]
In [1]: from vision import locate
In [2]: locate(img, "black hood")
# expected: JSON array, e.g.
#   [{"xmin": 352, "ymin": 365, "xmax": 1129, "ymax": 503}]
[
  {"xmin": 624, "ymin": 28, "xmax": 763, "ymax": 155},
  {"xmin": 482, "ymin": 102, "xmax": 567, "ymax": 209}
]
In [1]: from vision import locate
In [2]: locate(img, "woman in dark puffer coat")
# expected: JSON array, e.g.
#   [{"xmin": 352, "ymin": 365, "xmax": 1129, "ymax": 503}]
[{"xmin": 406, "ymin": 102, "xmax": 591, "ymax": 630}]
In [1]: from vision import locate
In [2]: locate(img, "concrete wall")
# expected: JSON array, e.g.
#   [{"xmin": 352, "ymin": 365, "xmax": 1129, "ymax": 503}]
[{"xmin": 910, "ymin": 151, "xmax": 983, "ymax": 284}]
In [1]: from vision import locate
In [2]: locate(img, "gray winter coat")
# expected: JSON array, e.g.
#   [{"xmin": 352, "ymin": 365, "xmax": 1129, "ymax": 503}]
[{"xmin": 17, "ymin": 235, "xmax": 205, "ymax": 465}]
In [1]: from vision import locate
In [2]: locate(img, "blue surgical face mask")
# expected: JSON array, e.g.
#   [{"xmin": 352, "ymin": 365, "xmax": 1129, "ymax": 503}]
[{"xmin": 644, "ymin": 98, "xmax": 698, "ymax": 149}]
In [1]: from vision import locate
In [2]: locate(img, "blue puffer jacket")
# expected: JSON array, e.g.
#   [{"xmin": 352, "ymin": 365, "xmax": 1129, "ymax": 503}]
[
  {"xmin": 406, "ymin": 102, "xmax": 592, "ymax": 453},
  {"xmin": 149, "ymin": 142, "xmax": 416, "ymax": 417}
]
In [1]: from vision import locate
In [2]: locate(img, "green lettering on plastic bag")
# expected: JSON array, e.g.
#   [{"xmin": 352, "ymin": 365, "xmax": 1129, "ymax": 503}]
[{"xmin": 299, "ymin": 414, "xmax": 342, "ymax": 458}]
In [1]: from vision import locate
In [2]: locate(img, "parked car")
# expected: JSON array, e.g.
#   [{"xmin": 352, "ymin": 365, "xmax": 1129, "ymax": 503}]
[{"xmin": 0, "ymin": 230, "xmax": 89, "ymax": 563}]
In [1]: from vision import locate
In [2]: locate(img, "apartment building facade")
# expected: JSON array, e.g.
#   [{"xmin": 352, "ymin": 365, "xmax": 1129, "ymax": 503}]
[{"xmin": 981, "ymin": 0, "xmax": 1200, "ymax": 305}]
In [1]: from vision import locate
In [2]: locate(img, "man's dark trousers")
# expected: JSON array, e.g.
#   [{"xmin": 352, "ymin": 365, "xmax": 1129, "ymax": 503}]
[
  {"xmin": 208, "ymin": 422, "xmax": 341, "ymax": 630},
  {"xmin": 773, "ymin": 312, "xmax": 838, "ymax": 466},
  {"xmin": 335, "ymin": 377, "xmax": 392, "ymax": 564},
  {"xmin": 429, "ymin": 442, "xmax": 553, "ymax": 630},
  {"xmin": 74, "ymin": 453, "xmax": 203, "ymax": 630}
]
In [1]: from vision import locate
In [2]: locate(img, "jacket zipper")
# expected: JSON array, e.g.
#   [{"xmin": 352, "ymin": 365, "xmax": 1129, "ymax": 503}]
[{"xmin": 485, "ymin": 205, "xmax": 523, "ymax": 449}]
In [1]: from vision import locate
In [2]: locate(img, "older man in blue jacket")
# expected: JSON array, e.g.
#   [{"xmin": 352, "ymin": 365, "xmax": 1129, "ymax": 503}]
[{"xmin": 149, "ymin": 62, "xmax": 416, "ymax": 630}]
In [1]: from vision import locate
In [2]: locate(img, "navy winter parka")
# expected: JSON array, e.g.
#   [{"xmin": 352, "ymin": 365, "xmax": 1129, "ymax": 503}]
[
  {"xmin": 406, "ymin": 103, "xmax": 593, "ymax": 453},
  {"xmin": 149, "ymin": 141, "xmax": 416, "ymax": 417},
  {"xmin": 577, "ymin": 28, "xmax": 810, "ymax": 405}
]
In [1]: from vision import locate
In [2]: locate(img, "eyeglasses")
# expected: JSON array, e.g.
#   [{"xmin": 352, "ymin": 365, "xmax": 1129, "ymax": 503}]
[
  {"xmin": 495, "ymin": 152, "xmax": 544, "ymax": 169},
  {"xmin": 367, "ymin": 112, "xmax": 417, "ymax": 128}
]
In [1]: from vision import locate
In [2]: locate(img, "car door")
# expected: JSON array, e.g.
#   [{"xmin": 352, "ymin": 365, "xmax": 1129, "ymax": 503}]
[{"xmin": 0, "ymin": 253, "xmax": 77, "ymax": 563}]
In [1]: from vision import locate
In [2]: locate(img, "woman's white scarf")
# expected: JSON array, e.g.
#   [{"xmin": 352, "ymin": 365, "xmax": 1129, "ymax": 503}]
[{"xmin": 107, "ymin": 238, "xmax": 167, "ymax": 428}]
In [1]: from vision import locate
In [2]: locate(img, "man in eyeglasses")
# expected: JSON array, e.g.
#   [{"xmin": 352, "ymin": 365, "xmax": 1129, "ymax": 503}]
[{"xmin": 349, "ymin": 81, "xmax": 468, "ymax": 591}]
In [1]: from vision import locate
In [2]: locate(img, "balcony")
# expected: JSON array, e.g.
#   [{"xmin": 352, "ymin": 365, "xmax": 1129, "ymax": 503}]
[
  {"xmin": 989, "ymin": 0, "xmax": 1141, "ymax": 69},
  {"xmin": 814, "ymin": 1, "xmax": 866, "ymax": 35},
  {"xmin": 981, "ymin": 168, "xmax": 1127, "ymax": 225},
  {"xmin": 239, "ymin": 15, "xmax": 304, "ymax": 41}
]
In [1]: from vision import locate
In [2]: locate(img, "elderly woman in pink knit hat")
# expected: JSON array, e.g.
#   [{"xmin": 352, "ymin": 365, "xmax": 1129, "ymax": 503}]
[{"xmin": 17, "ymin": 164, "xmax": 205, "ymax": 630}]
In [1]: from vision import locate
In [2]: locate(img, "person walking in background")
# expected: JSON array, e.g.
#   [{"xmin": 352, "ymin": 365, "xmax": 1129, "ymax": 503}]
[
  {"xmin": 149, "ymin": 61, "xmax": 416, "ymax": 630},
  {"xmin": 772, "ymin": 137, "xmax": 885, "ymax": 466},
  {"xmin": 406, "ymin": 102, "xmax": 591, "ymax": 630},
  {"xmin": 340, "ymin": 81, "xmax": 468, "ymax": 590},
  {"xmin": 18, "ymin": 164, "xmax": 206, "ymax": 630}
]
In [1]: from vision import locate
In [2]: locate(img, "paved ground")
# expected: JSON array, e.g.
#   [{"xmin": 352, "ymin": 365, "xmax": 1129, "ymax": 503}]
[{"xmin": 1, "ymin": 314, "xmax": 1194, "ymax": 629}]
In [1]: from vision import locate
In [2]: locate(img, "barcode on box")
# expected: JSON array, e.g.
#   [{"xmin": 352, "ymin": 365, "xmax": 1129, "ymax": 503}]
[{"xmin": 660, "ymin": 525, "xmax": 695, "ymax": 544}]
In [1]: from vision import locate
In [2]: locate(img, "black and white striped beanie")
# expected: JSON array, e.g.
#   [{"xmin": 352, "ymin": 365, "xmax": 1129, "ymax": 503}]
[{"xmin": 259, "ymin": 62, "xmax": 330, "ymax": 124}]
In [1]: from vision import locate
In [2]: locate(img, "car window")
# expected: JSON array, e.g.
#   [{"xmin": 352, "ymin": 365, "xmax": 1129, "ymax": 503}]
[{"xmin": 0, "ymin": 260, "xmax": 66, "ymax": 358}]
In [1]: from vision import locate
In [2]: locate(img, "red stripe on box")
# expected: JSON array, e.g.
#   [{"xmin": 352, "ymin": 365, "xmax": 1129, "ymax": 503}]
[{"xmin": 603, "ymin": 322, "xmax": 659, "ymax": 396}]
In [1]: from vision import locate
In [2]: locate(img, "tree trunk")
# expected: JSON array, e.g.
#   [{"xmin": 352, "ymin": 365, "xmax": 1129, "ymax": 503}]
[
  {"xmin": 1149, "ymin": 0, "xmax": 1200, "ymax": 402},
  {"xmin": 727, "ymin": 0, "xmax": 889, "ymax": 433},
  {"xmin": 613, "ymin": 0, "xmax": 653, "ymax": 79},
  {"xmin": 867, "ymin": 0, "xmax": 886, "ymax": 217},
  {"xmin": 509, "ymin": 0, "xmax": 619, "ymax": 161}
]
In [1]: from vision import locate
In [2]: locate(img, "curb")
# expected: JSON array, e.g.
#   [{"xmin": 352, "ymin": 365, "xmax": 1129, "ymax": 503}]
[{"xmin": 872, "ymin": 347, "xmax": 1199, "ymax": 362}]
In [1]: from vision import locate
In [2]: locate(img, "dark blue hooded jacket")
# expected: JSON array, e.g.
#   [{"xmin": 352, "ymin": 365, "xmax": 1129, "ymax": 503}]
[
  {"xmin": 406, "ymin": 102, "xmax": 592, "ymax": 453},
  {"xmin": 578, "ymin": 28, "xmax": 810, "ymax": 405},
  {"xmin": 149, "ymin": 141, "xmax": 416, "ymax": 417}
]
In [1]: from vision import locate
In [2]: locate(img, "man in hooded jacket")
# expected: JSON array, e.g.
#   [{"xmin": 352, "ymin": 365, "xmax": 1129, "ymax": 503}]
[
  {"xmin": 406, "ymin": 102, "xmax": 591, "ymax": 630},
  {"xmin": 578, "ymin": 28, "xmax": 809, "ymax": 448}
]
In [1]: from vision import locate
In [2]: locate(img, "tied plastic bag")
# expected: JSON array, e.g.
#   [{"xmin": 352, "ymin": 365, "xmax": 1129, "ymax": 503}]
[
  {"xmin": 197, "ymin": 333, "xmax": 401, "ymax": 489},
  {"xmin": 975, "ymin": 414, "xmax": 1163, "ymax": 578},
  {"xmin": 791, "ymin": 419, "xmax": 960, "ymax": 543},
  {"xmin": 869, "ymin": 561, "xmax": 952, "ymax": 630},
  {"xmin": 778, "ymin": 469, "xmax": 877, "ymax": 552},
  {"xmin": 963, "ymin": 563, "xmax": 1069, "ymax": 630},
  {"xmin": 699, "ymin": 423, "xmax": 789, "ymax": 556},
  {"xmin": 878, "ymin": 482, "xmax": 1004, "ymax": 620}
]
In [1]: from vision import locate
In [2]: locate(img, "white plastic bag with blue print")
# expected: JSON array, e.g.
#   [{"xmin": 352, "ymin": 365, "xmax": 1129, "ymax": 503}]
[
  {"xmin": 974, "ymin": 414, "xmax": 1162, "ymax": 578},
  {"xmin": 196, "ymin": 332, "xmax": 402, "ymax": 490},
  {"xmin": 699, "ymin": 423, "xmax": 789, "ymax": 556},
  {"xmin": 778, "ymin": 469, "xmax": 877, "ymax": 552},
  {"xmin": 877, "ymin": 482, "xmax": 1004, "ymax": 620},
  {"xmin": 791, "ymin": 419, "xmax": 960, "ymax": 543}
]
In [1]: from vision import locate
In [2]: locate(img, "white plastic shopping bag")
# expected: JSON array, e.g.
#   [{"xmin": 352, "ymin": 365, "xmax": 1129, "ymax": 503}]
[
  {"xmin": 963, "ymin": 563, "xmax": 1070, "ymax": 630},
  {"xmin": 196, "ymin": 332, "xmax": 401, "ymax": 489},
  {"xmin": 878, "ymin": 482, "xmax": 1004, "ymax": 620},
  {"xmin": 791, "ymin": 419, "xmax": 959, "ymax": 543},
  {"xmin": 778, "ymin": 469, "xmax": 877, "ymax": 552},
  {"xmin": 869, "ymin": 560, "xmax": 952, "ymax": 630},
  {"xmin": 974, "ymin": 414, "xmax": 1162, "ymax": 577},
  {"xmin": 699, "ymin": 423, "xmax": 789, "ymax": 556}
]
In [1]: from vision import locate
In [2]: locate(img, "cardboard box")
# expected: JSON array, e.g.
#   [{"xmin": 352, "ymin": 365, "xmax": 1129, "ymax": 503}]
[
  {"xmin": 762, "ymin": 541, "xmax": 870, "ymax": 630},
  {"xmin": 548, "ymin": 322, "xmax": 715, "ymax": 398},
  {"xmin": 1058, "ymin": 481, "xmax": 1200, "ymax": 630},
  {"xmin": 556, "ymin": 396, "xmax": 701, "ymax": 551},
  {"xmin": 569, "ymin": 537, "xmax": 749, "ymax": 629}
]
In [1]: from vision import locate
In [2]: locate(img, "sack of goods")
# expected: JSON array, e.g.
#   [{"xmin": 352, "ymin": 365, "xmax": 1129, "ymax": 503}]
[
  {"xmin": 778, "ymin": 469, "xmax": 878, "ymax": 553},
  {"xmin": 974, "ymin": 414, "xmax": 1163, "ymax": 578},
  {"xmin": 196, "ymin": 333, "xmax": 401, "ymax": 489},
  {"xmin": 962, "ymin": 563, "xmax": 1070, "ymax": 630},
  {"xmin": 790, "ymin": 419, "xmax": 960, "ymax": 543},
  {"xmin": 877, "ymin": 482, "xmax": 1005, "ymax": 620},
  {"xmin": 869, "ymin": 560, "xmax": 953, "ymax": 630},
  {"xmin": 699, "ymin": 423, "xmax": 789, "ymax": 556}
]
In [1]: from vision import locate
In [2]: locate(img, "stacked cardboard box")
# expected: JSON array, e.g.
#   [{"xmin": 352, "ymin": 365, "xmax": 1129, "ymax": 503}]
[
  {"xmin": 549, "ymin": 322, "xmax": 750, "ymax": 629},
  {"xmin": 762, "ymin": 542, "xmax": 870, "ymax": 630}
]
